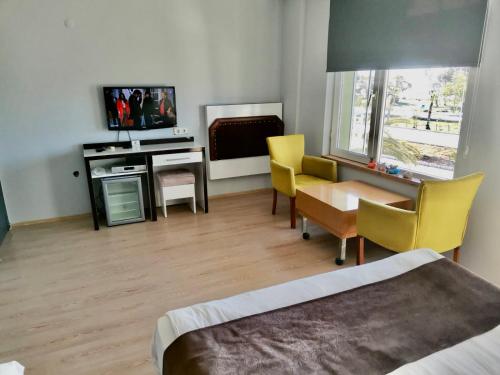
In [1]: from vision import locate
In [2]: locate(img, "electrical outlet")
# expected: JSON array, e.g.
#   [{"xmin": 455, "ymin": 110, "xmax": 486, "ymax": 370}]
[{"xmin": 173, "ymin": 127, "xmax": 188, "ymax": 135}]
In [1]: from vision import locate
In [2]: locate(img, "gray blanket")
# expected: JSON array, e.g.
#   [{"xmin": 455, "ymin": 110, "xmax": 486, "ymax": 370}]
[{"xmin": 163, "ymin": 258, "xmax": 500, "ymax": 374}]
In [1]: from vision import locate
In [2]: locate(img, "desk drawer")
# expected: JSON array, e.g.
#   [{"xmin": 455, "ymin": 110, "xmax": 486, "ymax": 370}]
[{"xmin": 152, "ymin": 152, "xmax": 202, "ymax": 166}]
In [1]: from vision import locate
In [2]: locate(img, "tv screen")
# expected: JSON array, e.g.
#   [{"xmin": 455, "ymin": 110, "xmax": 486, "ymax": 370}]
[{"xmin": 103, "ymin": 86, "xmax": 177, "ymax": 130}]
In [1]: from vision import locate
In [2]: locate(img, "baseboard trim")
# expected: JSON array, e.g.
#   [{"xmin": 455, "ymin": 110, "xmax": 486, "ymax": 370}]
[
  {"xmin": 11, "ymin": 189, "xmax": 272, "ymax": 226},
  {"xmin": 209, "ymin": 188, "xmax": 272, "ymax": 200},
  {"xmin": 11, "ymin": 213, "xmax": 91, "ymax": 228}
]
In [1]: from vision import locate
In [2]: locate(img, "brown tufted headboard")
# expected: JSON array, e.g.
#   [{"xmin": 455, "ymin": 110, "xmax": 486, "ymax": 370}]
[{"xmin": 208, "ymin": 115, "xmax": 284, "ymax": 161}]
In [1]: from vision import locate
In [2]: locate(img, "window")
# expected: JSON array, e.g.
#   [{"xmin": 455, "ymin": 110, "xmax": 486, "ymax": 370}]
[
  {"xmin": 331, "ymin": 67, "xmax": 470, "ymax": 179},
  {"xmin": 336, "ymin": 71, "xmax": 375, "ymax": 156}
]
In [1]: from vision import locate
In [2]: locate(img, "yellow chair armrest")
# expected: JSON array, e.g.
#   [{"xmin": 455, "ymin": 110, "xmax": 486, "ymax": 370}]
[
  {"xmin": 302, "ymin": 155, "xmax": 337, "ymax": 182},
  {"xmin": 357, "ymin": 199, "xmax": 418, "ymax": 252},
  {"xmin": 270, "ymin": 160, "xmax": 296, "ymax": 197}
]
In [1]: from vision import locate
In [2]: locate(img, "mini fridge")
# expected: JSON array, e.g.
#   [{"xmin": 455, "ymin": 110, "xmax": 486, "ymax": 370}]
[{"xmin": 102, "ymin": 176, "xmax": 145, "ymax": 226}]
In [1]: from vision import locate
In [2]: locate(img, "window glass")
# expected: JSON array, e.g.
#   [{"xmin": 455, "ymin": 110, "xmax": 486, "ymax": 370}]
[
  {"xmin": 380, "ymin": 68, "xmax": 468, "ymax": 178},
  {"xmin": 337, "ymin": 71, "xmax": 375, "ymax": 156}
]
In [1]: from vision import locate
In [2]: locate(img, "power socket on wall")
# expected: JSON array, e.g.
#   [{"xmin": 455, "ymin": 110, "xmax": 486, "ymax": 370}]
[{"xmin": 173, "ymin": 127, "xmax": 188, "ymax": 135}]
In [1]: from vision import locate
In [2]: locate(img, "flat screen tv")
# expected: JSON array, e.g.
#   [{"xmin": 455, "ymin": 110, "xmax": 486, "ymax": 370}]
[{"xmin": 103, "ymin": 86, "xmax": 177, "ymax": 130}]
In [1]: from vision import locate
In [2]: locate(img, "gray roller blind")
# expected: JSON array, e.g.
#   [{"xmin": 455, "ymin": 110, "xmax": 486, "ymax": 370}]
[{"xmin": 327, "ymin": 0, "xmax": 488, "ymax": 72}]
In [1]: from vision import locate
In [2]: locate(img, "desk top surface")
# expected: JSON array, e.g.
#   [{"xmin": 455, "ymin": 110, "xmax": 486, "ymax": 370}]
[
  {"xmin": 83, "ymin": 142, "xmax": 203, "ymax": 159},
  {"xmin": 297, "ymin": 180, "xmax": 412, "ymax": 212}
]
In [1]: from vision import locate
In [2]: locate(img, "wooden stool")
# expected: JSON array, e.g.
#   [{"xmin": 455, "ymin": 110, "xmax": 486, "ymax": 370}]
[{"xmin": 156, "ymin": 169, "xmax": 196, "ymax": 217}]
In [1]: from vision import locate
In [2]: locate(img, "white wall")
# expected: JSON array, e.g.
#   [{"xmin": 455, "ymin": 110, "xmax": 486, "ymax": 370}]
[
  {"xmin": 295, "ymin": 0, "xmax": 330, "ymax": 155},
  {"xmin": 280, "ymin": 0, "xmax": 304, "ymax": 134},
  {"xmin": 453, "ymin": 0, "xmax": 500, "ymax": 285},
  {"xmin": 281, "ymin": 0, "xmax": 500, "ymax": 284},
  {"xmin": 0, "ymin": 0, "xmax": 282, "ymax": 223},
  {"xmin": 281, "ymin": 0, "xmax": 330, "ymax": 154}
]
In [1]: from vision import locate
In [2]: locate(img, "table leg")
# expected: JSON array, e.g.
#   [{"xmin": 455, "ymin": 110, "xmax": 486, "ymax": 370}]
[
  {"xmin": 335, "ymin": 238, "xmax": 347, "ymax": 265},
  {"xmin": 84, "ymin": 158, "xmax": 99, "ymax": 231},
  {"xmin": 302, "ymin": 216, "xmax": 310, "ymax": 240},
  {"xmin": 202, "ymin": 153, "xmax": 209, "ymax": 214},
  {"xmin": 146, "ymin": 155, "xmax": 157, "ymax": 221}
]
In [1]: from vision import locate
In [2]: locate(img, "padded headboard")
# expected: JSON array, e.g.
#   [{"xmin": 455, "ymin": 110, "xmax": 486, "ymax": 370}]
[
  {"xmin": 205, "ymin": 103, "xmax": 283, "ymax": 180},
  {"xmin": 209, "ymin": 115, "xmax": 284, "ymax": 161}
]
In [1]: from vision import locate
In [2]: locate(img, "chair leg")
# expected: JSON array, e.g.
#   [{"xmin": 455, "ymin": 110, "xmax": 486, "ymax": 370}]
[
  {"xmin": 290, "ymin": 197, "xmax": 296, "ymax": 229},
  {"xmin": 357, "ymin": 236, "xmax": 365, "ymax": 265},
  {"xmin": 272, "ymin": 189, "xmax": 277, "ymax": 215},
  {"xmin": 453, "ymin": 247, "xmax": 460, "ymax": 263}
]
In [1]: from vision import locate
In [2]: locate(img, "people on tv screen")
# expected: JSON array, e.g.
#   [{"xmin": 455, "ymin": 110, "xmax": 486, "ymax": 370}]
[{"xmin": 104, "ymin": 87, "xmax": 176, "ymax": 129}]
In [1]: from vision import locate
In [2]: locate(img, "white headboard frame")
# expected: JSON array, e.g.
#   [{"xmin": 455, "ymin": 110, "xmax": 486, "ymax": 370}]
[
  {"xmin": 205, "ymin": 103, "xmax": 283, "ymax": 180},
  {"xmin": 206, "ymin": 103, "xmax": 282, "ymax": 129}
]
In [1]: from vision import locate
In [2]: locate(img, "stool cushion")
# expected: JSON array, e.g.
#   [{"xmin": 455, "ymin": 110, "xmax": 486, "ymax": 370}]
[{"xmin": 157, "ymin": 169, "xmax": 195, "ymax": 187}]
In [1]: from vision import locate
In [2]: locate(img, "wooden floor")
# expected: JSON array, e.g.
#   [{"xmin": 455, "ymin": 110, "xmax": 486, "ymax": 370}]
[{"xmin": 0, "ymin": 190, "xmax": 392, "ymax": 374}]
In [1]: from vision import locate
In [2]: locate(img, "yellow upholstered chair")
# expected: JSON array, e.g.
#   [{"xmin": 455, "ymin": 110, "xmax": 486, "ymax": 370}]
[
  {"xmin": 356, "ymin": 172, "xmax": 484, "ymax": 265},
  {"xmin": 266, "ymin": 134, "xmax": 337, "ymax": 228}
]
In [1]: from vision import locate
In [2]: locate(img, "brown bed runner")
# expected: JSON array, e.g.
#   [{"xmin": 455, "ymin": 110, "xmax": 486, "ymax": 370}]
[{"xmin": 163, "ymin": 258, "xmax": 500, "ymax": 374}]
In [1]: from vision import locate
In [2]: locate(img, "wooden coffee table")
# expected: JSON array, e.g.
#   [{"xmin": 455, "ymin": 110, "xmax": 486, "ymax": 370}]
[{"xmin": 296, "ymin": 181, "xmax": 412, "ymax": 265}]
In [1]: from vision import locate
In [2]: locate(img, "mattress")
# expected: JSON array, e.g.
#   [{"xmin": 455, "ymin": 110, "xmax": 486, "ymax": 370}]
[{"xmin": 152, "ymin": 249, "xmax": 500, "ymax": 374}]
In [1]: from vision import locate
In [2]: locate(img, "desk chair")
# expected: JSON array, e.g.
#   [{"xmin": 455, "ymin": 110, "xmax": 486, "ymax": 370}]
[
  {"xmin": 356, "ymin": 172, "xmax": 484, "ymax": 265},
  {"xmin": 266, "ymin": 134, "xmax": 337, "ymax": 228}
]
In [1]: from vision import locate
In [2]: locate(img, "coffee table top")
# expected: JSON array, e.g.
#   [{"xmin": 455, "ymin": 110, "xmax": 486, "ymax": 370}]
[{"xmin": 296, "ymin": 181, "xmax": 412, "ymax": 212}]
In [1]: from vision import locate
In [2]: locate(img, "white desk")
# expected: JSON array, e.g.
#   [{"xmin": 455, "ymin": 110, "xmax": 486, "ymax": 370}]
[
  {"xmin": 83, "ymin": 138, "xmax": 207, "ymax": 230},
  {"xmin": 83, "ymin": 142, "xmax": 202, "ymax": 158}
]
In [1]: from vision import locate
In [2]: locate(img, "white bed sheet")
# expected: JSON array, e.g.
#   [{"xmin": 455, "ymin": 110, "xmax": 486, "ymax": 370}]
[
  {"xmin": 390, "ymin": 324, "xmax": 500, "ymax": 375},
  {"xmin": 151, "ymin": 249, "xmax": 500, "ymax": 374}
]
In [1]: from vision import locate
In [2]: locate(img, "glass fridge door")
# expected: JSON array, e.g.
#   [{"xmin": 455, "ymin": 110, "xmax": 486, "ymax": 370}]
[{"xmin": 102, "ymin": 176, "xmax": 145, "ymax": 226}]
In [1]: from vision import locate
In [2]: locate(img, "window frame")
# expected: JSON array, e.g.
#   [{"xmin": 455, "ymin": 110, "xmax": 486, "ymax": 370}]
[{"xmin": 329, "ymin": 67, "xmax": 476, "ymax": 180}]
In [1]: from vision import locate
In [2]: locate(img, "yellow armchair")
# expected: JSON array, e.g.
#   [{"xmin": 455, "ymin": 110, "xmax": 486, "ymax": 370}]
[
  {"xmin": 356, "ymin": 172, "xmax": 484, "ymax": 264},
  {"xmin": 267, "ymin": 134, "xmax": 337, "ymax": 228},
  {"xmin": 302, "ymin": 155, "xmax": 337, "ymax": 181},
  {"xmin": 270, "ymin": 160, "xmax": 296, "ymax": 197}
]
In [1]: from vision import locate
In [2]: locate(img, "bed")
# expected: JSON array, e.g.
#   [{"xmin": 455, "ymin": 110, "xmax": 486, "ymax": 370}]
[{"xmin": 152, "ymin": 249, "xmax": 500, "ymax": 374}]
